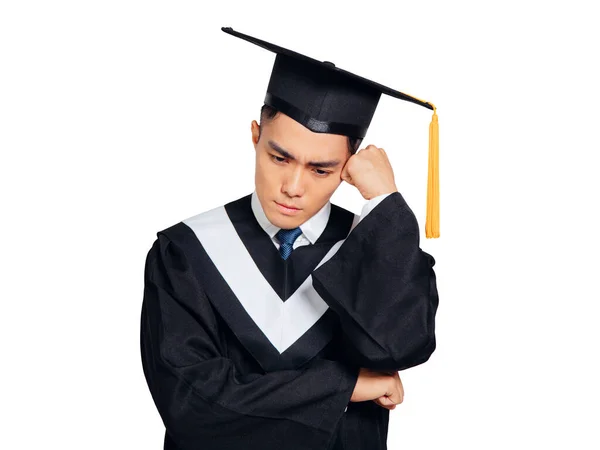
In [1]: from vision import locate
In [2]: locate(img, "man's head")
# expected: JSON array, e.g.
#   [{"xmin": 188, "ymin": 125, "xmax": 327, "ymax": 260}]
[{"xmin": 251, "ymin": 104, "xmax": 363, "ymax": 229}]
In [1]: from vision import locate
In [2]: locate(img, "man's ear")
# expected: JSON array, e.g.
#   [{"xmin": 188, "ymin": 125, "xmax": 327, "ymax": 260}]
[{"xmin": 251, "ymin": 120, "xmax": 260, "ymax": 147}]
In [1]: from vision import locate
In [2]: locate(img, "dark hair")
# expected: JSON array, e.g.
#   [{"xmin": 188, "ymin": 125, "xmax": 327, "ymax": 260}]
[{"xmin": 258, "ymin": 104, "xmax": 363, "ymax": 155}]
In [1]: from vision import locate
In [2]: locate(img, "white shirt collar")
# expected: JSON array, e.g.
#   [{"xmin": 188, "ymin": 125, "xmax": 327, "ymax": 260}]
[{"xmin": 250, "ymin": 190, "xmax": 331, "ymax": 244}]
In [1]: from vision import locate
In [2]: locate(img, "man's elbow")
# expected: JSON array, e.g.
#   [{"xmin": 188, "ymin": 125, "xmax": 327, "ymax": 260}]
[
  {"xmin": 358, "ymin": 332, "xmax": 436, "ymax": 372},
  {"xmin": 389, "ymin": 331, "xmax": 437, "ymax": 372}
]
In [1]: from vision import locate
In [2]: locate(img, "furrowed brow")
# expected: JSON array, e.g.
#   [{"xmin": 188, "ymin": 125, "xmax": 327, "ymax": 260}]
[
  {"xmin": 268, "ymin": 141, "xmax": 296, "ymax": 161},
  {"xmin": 268, "ymin": 140, "xmax": 341, "ymax": 169}
]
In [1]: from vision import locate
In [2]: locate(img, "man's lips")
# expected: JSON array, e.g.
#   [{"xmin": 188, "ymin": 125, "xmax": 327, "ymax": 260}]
[{"xmin": 275, "ymin": 201, "xmax": 301, "ymax": 210}]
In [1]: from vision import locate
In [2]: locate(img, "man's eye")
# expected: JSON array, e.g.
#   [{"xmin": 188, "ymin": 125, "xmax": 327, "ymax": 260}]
[
  {"xmin": 314, "ymin": 169, "xmax": 330, "ymax": 176},
  {"xmin": 271, "ymin": 155, "xmax": 285, "ymax": 163}
]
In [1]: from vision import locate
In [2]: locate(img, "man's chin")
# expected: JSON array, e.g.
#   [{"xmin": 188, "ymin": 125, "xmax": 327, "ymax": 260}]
[{"xmin": 274, "ymin": 218, "xmax": 303, "ymax": 229}]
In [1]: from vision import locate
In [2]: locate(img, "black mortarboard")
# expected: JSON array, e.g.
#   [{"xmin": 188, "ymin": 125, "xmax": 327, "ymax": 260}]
[{"xmin": 221, "ymin": 26, "xmax": 440, "ymax": 238}]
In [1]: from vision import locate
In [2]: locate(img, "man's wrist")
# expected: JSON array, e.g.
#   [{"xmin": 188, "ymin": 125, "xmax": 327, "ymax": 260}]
[
  {"xmin": 358, "ymin": 192, "xmax": 393, "ymax": 222},
  {"xmin": 367, "ymin": 187, "xmax": 397, "ymax": 200}
]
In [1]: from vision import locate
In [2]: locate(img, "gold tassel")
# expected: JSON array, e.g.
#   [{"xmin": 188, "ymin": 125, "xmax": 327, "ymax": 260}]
[{"xmin": 425, "ymin": 105, "xmax": 440, "ymax": 238}]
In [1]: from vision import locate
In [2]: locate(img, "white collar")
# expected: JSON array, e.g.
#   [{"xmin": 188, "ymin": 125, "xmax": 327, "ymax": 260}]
[{"xmin": 250, "ymin": 190, "xmax": 331, "ymax": 244}]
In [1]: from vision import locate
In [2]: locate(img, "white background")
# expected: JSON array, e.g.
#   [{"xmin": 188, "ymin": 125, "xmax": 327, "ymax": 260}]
[{"xmin": 1, "ymin": 1, "xmax": 599, "ymax": 449}]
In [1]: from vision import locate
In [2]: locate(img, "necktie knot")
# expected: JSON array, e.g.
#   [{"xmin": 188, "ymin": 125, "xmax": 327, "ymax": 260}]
[{"xmin": 276, "ymin": 227, "xmax": 302, "ymax": 260}]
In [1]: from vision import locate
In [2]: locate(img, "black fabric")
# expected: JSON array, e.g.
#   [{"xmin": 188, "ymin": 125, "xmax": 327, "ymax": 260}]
[
  {"xmin": 158, "ymin": 220, "xmax": 340, "ymax": 372},
  {"xmin": 140, "ymin": 191, "xmax": 439, "ymax": 449},
  {"xmin": 221, "ymin": 27, "xmax": 434, "ymax": 139},
  {"xmin": 311, "ymin": 192, "xmax": 439, "ymax": 372}
]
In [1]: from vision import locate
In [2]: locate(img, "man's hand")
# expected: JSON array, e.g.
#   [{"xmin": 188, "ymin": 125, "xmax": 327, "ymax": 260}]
[
  {"xmin": 372, "ymin": 371, "xmax": 404, "ymax": 410},
  {"xmin": 350, "ymin": 367, "xmax": 404, "ymax": 411},
  {"xmin": 340, "ymin": 144, "xmax": 398, "ymax": 200}
]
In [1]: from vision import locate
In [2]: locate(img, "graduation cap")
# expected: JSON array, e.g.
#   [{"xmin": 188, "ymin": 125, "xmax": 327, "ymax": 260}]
[{"xmin": 221, "ymin": 27, "xmax": 440, "ymax": 239}]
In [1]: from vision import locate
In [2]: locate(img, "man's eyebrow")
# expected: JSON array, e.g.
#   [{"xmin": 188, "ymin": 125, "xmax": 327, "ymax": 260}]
[{"xmin": 268, "ymin": 140, "xmax": 342, "ymax": 168}]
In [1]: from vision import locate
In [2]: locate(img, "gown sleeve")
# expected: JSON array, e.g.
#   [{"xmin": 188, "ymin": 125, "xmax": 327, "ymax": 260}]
[
  {"xmin": 311, "ymin": 191, "xmax": 439, "ymax": 373},
  {"xmin": 140, "ymin": 234, "xmax": 359, "ymax": 450}
]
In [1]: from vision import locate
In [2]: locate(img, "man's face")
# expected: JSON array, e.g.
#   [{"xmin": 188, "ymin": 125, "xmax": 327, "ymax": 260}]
[{"xmin": 251, "ymin": 112, "xmax": 350, "ymax": 229}]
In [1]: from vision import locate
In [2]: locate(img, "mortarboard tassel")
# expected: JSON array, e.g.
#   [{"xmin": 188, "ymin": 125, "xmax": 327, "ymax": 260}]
[
  {"xmin": 425, "ymin": 105, "xmax": 440, "ymax": 238},
  {"xmin": 405, "ymin": 94, "xmax": 440, "ymax": 239}
]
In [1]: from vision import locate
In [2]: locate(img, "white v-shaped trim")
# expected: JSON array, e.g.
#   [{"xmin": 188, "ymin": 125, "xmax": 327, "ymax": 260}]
[{"xmin": 183, "ymin": 206, "xmax": 351, "ymax": 354}]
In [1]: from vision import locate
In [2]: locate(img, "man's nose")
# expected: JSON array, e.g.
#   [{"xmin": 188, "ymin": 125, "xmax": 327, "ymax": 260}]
[{"xmin": 282, "ymin": 167, "xmax": 306, "ymax": 197}]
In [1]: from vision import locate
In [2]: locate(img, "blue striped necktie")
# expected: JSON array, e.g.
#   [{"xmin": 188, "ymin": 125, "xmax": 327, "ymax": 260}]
[{"xmin": 275, "ymin": 227, "xmax": 303, "ymax": 260}]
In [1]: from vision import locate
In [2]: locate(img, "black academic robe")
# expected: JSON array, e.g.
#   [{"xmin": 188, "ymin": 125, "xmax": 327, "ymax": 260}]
[{"xmin": 140, "ymin": 191, "xmax": 439, "ymax": 450}]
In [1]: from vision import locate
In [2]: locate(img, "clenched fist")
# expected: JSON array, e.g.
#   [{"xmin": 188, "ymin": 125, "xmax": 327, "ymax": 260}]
[
  {"xmin": 350, "ymin": 368, "xmax": 404, "ymax": 411},
  {"xmin": 340, "ymin": 144, "xmax": 398, "ymax": 200}
]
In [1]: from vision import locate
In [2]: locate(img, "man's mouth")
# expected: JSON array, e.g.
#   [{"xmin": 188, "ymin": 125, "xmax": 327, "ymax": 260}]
[
  {"xmin": 277, "ymin": 202, "xmax": 300, "ymax": 210},
  {"xmin": 275, "ymin": 201, "xmax": 302, "ymax": 212}
]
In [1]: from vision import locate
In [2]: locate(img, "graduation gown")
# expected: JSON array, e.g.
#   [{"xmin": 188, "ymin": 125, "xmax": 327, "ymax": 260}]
[{"xmin": 140, "ymin": 191, "xmax": 439, "ymax": 450}]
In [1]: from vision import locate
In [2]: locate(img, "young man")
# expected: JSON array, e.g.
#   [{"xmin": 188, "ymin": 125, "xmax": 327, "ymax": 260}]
[{"xmin": 140, "ymin": 27, "xmax": 439, "ymax": 450}]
